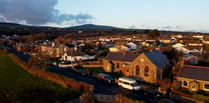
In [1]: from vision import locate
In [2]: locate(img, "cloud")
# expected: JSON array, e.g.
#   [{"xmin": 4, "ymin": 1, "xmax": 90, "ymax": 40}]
[{"xmin": 0, "ymin": 0, "xmax": 93, "ymax": 25}]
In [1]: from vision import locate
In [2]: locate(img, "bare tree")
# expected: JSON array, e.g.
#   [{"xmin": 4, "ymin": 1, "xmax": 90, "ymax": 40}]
[{"xmin": 27, "ymin": 51, "xmax": 50, "ymax": 71}]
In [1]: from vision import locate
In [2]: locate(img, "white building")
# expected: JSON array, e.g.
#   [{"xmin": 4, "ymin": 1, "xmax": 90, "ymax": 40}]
[{"xmin": 61, "ymin": 47, "xmax": 95, "ymax": 62}]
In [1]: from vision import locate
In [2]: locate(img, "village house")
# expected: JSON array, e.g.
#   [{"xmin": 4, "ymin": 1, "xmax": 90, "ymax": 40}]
[
  {"xmin": 183, "ymin": 54, "xmax": 199, "ymax": 65},
  {"xmin": 15, "ymin": 42, "xmax": 38, "ymax": 53},
  {"xmin": 176, "ymin": 65, "xmax": 209, "ymax": 93},
  {"xmin": 185, "ymin": 45, "xmax": 203, "ymax": 54},
  {"xmin": 158, "ymin": 36, "xmax": 172, "ymax": 44},
  {"xmin": 61, "ymin": 46, "xmax": 95, "ymax": 62},
  {"xmin": 203, "ymin": 36, "xmax": 209, "ymax": 44},
  {"xmin": 180, "ymin": 37, "xmax": 203, "ymax": 46},
  {"xmin": 192, "ymin": 34, "xmax": 204, "ymax": 41},
  {"xmin": 109, "ymin": 41, "xmax": 142, "ymax": 52},
  {"xmin": 172, "ymin": 42, "xmax": 203, "ymax": 55},
  {"xmin": 103, "ymin": 51, "xmax": 170, "ymax": 83},
  {"xmin": 39, "ymin": 42, "xmax": 65, "ymax": 58},
  {"xmin": 172, "ymin": 43, "xmax": 190, "ymax": 54},
  {"xmin": 171, "ymin": 34, "xmax": 183, "ymax": 39}
]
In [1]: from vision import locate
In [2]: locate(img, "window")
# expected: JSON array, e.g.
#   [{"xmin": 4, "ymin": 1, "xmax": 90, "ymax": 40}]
[
  {"xmin": 107, "ymin": 65, "xmax": 110, "ymax": 70},
  {"xmin": 204, "ymin": 84, "xmax": 209, "ymax": 90},
  {"xmin": 123, "ymin": 63, "xmax": 129, "ymax": 67},
  {"xmin": 135, "ymin": 65, "xmax": 140, "ymax": 75},
  {"xmin": 191, "ymin": 84, "xmax": 195, "ymax": 89},
  {"xmin": 123, "ymin": 64, "xmax": 125, "ymax": 67},
  {"xmin": 183, "ymin": 81, "xmax": 188, "ymax": 87},
  {"xmin": 144, "ymin": 66, "xmax": 149, "ymax": 77},
  {"xmin": 116, "ymin": 63, "xmax": 120, "ymax": 68}
]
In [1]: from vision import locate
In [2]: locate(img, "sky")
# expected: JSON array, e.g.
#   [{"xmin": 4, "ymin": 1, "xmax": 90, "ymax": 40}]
[{"xmin": 0, "ymin": 0, "xmax": 209, "ymax": 32}]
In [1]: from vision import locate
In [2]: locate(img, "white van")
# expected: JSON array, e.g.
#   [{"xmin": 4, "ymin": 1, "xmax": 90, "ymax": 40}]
[{"xmin": 118, "ymin": 77, "xmax": 141, "ymax": 91}]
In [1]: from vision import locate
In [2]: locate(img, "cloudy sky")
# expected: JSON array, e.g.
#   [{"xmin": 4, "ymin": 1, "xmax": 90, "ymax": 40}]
[{"xmin": 0, "ymin": 0, "xmax": 209, "ymax": 32}]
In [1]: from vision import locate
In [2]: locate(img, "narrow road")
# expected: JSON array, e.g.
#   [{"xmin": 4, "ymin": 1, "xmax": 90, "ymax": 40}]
[
  {"xmin": 47, "ymin": 66, "xmax": 145, "ymax": 101},
  {"xmin": 7, "ymin": 48, "xmax": 150, "ymax": 102}
]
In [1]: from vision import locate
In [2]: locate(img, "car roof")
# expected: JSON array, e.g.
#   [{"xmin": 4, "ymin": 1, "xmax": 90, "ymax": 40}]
[
  {"xmin": 159, "ymin": 99, "xmax": 175, "ymax": 103},
  {"xmin": 98, "ymin": 73, "xmax": 113, "ymax": 80},
  {"xmin": 118, "ymin": 77, "xmax": 137, "ymax": 83},
  {"xmin": 145, "ymin": 88, "xmax": 160, "ymax": 94}
]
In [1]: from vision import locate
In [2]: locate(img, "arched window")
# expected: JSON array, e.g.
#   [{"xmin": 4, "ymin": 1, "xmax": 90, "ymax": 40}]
[
  {"xmin": 135, "ymin": 65, "xmax": 140, "ymax": 75},
  {"xmin": 144, "ymin": 66, "xmax": 149, "ymax": 77}
]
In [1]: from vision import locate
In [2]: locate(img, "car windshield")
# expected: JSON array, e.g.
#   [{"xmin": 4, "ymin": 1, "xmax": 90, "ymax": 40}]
[
  {"xmin": 104, "ymin": 76, "xmax": 113, "ymax": 80},
  {"xmin": 131, "ymin": 82, "xmax": 139, "ymax": 86}
]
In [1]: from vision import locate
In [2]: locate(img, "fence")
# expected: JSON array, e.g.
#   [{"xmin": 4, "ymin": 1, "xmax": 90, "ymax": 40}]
[
  {"xmin": 171, "ymin": 94, "xmax": 204, "ymax": 103},
  {"xmin": 94, "ymin": 94, "xmax": 116, "ymax": 103},
  {"xmin": 64, "ymin": 98, "xmax": 81, "ymax": 103},
  {"xmin": 82, "ymin": 65, "xmax": 103, "ymax": 68}
]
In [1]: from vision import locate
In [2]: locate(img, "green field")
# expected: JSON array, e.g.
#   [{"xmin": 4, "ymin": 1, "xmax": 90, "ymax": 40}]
[{"xmin": 0, "ymin": 52, "xmax": 81, "ymax": 103}]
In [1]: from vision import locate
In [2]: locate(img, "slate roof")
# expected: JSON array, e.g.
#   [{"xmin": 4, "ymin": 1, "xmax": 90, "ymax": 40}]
[
  {"xmin": 65, "ymin": 48, "xmax": 85, "ymax": 56},
  {"xmin": 177, "ymin": 65, "xmax": 209, "ymax": 81},
  {"xmin": 144, "ymin": 51, "xmax": 169, "ymax": 68},
  {"xmin": 104, "ymin": 52, "xmax": 140, "ymax": 62}
]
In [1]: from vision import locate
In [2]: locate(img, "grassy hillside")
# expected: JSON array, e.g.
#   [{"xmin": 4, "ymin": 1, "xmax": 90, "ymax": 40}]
[{"xmin": 0, "ymin": 52, "xmax": 81, "ymax": 103}]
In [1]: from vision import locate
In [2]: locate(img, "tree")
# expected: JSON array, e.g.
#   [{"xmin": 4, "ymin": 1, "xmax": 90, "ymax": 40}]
[
  {"xmin": 148, "ymin": 29, "xmax": 160, "ymax": 38},
  {"xmin": 27, "ymin": 52, "xmax": 50, "ymax": 71},
  {"xmin": 34, "ymin": 33, "xmax": 46, "ymax": 40}
]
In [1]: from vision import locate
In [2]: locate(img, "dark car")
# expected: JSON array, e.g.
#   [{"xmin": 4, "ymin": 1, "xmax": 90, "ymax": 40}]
[
  {"xmin": 144, "ymin": 88, "xmax": 164, "ymax": 103},
  {"xmin": 158, "ymin": 99, "xmax": 175, "ymax": 103},
  {"xmin": 74, "ymin": 69, "xmax": 88, "ymax": 76},
  {"xmin": 96, "ymin": 73, "xmax": 114, "ymax": 83}
]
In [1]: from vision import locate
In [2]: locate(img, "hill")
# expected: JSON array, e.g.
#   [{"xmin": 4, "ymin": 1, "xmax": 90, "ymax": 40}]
[
  {"xmin": 0, "ymin": 22, "xmax": 208, "ymax": 36},
  {"xmin": 65, "ymin": 24, "xmax": 121, "ymax": 30}
]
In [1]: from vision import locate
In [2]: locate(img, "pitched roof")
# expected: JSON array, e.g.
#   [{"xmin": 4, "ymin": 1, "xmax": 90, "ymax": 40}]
[
  {"xmin": 177, "ymin": 65, "xmax": 209, "ymax": 81},
  {"xmin": 65, "ymin": 48, "xmax": 85, "ymax": 56},
  {"xmin": 144, "ymin": 51, "xmax": 169, "ymax": 68},
  {"xmin": 104, "ymin": 52, "xmax": 140, "ymax": 62}
]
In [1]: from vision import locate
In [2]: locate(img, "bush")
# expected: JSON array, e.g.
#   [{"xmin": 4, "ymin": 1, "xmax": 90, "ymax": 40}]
[
  {"xmin": 172, "ymin": 80, "xmax": 180, "ymax": 90},
  {"xmin": 193, "ymin": 93, "xmax": 209, "ymax": 102},
  {"xmin": 84, "ymin": 67, "xmax": 104, "ymax": 74}
]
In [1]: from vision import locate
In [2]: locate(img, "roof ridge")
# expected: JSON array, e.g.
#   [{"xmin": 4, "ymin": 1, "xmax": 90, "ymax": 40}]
[{"xmin": 185, "ymin": 65, "xmax": 209, "ymax": 69}]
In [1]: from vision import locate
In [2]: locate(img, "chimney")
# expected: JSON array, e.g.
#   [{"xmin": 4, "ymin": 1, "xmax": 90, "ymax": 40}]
[
  {"xmin": 64, "ymin": 47, "xmax": 67, "ymax": 52},
  {"xmin": 74, "ymin": 46, "xmax": 77, "ymax": 51},
  {"xmin": 52, "ymin": 42, "xmax": 55, "ymax": 47}
]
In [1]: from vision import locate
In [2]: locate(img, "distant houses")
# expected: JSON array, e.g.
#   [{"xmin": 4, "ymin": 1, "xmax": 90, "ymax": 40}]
[
  {"xmin": 39, "ymin": 41, "xmax": 96, "ymax": 62},
  {"xmin": 172, "ymin": 43, "xmax": 203, "ymax": 54}
]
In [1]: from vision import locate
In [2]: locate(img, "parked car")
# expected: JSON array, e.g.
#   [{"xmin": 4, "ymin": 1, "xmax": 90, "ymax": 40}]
[
  {"xmin": 118, "ymin": 77, "xmax": 141, "ymax": 91},
  {"xmin": 158, "ymin": 99, "xmax": 175, "ymax": 103},
  {"xmin": 74, "ymin": 69, "xmax": 88, "ymax": 76},
  {"xmin": 96, "ymin": 73, "xmax": 114, "ymax": 83},
  {"xmin": 144, "ymin": 88, "xmax": 164, "ymax": 103}
]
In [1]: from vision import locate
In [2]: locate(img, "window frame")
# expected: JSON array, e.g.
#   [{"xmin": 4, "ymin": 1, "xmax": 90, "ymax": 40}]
[
  {"xmin": 182, "ymin": 80, "xmax": 189, "ymax": 88},
  {"xmin": 144, "ymin": 66, "xmax": 149, "ymax": 77},
  {"xmin": 135, "ymin": 65, "xmax": 140, "ymax": 75},
  {"xmin": 116, "ymin": 63, "xmax": 120, "ymax": 68},
  {"xmin": 203, "ymin": 83, "xmax": 209, "ymax": 91}
]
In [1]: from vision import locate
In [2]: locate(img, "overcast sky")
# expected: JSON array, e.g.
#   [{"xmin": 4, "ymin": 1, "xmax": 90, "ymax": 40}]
[{"xmin": 0, "ymin": 0, "xmax": 209, "ymax": 32}]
